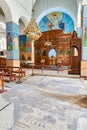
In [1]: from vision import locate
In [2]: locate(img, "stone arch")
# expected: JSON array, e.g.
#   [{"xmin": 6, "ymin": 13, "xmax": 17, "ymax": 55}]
[
  {"xmin": 0, "ymin": 0, "xmax": 12, "ymax": 22},
  {"xmin": 19, "ymin": 16, "xmax": 29, "ymax": 35}
]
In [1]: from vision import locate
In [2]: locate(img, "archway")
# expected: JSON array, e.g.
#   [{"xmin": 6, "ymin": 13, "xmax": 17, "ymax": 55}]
[
  {"xmin": 49, "ymin": 49, "xmax": 56, "ymax": 65},
  {"xmin": 0, "ymin": 0, "xmax": 12, "ymax": 59},
  {"xmin": 19, "ymin": 18, "xmax": 26, "ymax": 35}
]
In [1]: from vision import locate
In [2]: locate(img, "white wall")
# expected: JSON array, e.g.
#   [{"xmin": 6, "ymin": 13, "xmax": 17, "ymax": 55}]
[{"xmin": 4, "ymin": 0, "xmax": 32, "ymax": 24}]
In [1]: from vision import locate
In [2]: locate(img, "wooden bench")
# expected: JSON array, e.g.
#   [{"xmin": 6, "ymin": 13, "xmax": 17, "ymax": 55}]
[
  {"xmin": 7, "ymin": 66, "xmax": 26, "ymax": 77},
  {"xmin": 7, "ymin": 66, "xmax": 26, "ymax": 83},
  {"xmin": 0, "ymin": 66, "xmax": 16, "ymax": 82}
]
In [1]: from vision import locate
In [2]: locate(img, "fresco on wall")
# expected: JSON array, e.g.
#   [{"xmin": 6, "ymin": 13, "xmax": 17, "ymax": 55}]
[
  {"xmin": 82, "ymin": 5, "xmax": 87, "ymax": 60},
  {"xmin": 39, "ymin": 12, "xmax": 74, "ymax": 33},
  {"xmin": 7, "ymin": 32, "xmax": 13, "ymax": 51},
  {"xmin": 19, "ymin": 35, "xmax": 26, "ymax": 52},
  {"xmin": 6, "ymin": 22, "xmax": 19, "ymax": 60},
  {"xmin": 83, "ymin": 20, "xmax": 87, "ymax": 47},
  {"xmin": 26, "ymin": 37, "xmax": 32, "ymax": 53},
  {"xmin": 13, "ymin": 33, "xmax": 19, "ymax": 51},
  {"xmin": 6, "ymin": 22, "xmax": 19, "ymax": 34},
  {"xmin": 83, "ymin": 5, "xmax": 87, "ymax": 17},
  {"xmin": 19, "ymin": 35, "xmax": 32, "ymax": 61},
  {"xmin": 77, "ymin": 27, "xmax": 81, "ymax": 38}
]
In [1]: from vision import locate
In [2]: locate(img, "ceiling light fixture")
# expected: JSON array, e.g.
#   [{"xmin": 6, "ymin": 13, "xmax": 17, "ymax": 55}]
[{"xmin": 24, "ymin": 0, "xmax": 42, "ymax": 41}]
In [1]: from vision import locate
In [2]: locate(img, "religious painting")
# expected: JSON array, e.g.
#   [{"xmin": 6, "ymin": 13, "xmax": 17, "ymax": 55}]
[
  {"xmin": 39, "ymin": 12, "xmax": 74, "ymax": 33},
  {"xmin": 6, "ymin": 22, "xmax": 19, "ymax": 60},
  {"xmin": 42, "ymin": 48, "xmax": 47, "ymax": 56},
  {"xmin": 13, "ymin": 33, "xmax": 19, "ymax": 51},
  {"xmin": 19, "ymin": 35, "xmax": 26, "ymax": 52},
  {"xmin": 19, "ymin": 35, "xmax": 32, "ymax": 61},
  {"xmin": 20, "ymin": 53, "xmax": 32, "ymax": 61},
  {"xmin": 6, "ymin": 32, "xmax": 13, "ymax": 51},
  {"xmin": 66, "ymin": 47, "xmax": 71, "ymax": 55},
  {"xmin": 83, "ymin": 5, "xmax": 87, "ymax": 17},
  {"xmin": 82, "ymin": 5, "xmax": 87, "ymax": 60},
  {"xmin": 83, "ymin": 20, "xmax": 87, "ymax": 47},
  {"xmin": 58, "ymin": 47, "xmax": 64, "ymax": 55},
  {"xmin": 26, "ymin": 37, "xmax": 32, "ymax": 52},
  {"xmin": 36, "ymin": 48, "xmax": 41, "ymax": 56}
]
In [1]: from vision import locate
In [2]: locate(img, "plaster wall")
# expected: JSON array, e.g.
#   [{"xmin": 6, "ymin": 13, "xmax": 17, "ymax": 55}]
[{"xmin": 1, "ymin": 0, "xmax": 32, "ymax": 25}]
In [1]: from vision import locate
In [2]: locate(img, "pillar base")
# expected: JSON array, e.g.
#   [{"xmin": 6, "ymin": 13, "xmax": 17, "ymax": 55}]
[
  {"xmin": 6, "ymin": 60, "xmax": 20, "ymax": 67},
  {"xmin": 81, "ymin": 60, "xmax": 87, "ymax": 78}
]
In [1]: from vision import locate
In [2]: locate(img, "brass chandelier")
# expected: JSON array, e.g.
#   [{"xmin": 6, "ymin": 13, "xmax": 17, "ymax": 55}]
[{"xmin": 24, "ymin": 0, "xmax": 42, "ymax": 41}]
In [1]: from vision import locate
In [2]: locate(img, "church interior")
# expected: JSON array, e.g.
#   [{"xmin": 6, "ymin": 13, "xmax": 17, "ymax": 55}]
[{"xmin": 0, "ymin": 0, "xmax": 87, "ymax": 130}]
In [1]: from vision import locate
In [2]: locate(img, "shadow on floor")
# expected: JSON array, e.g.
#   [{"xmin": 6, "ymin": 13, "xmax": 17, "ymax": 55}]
[{"xmin": 41, "ymin": 90, "xmax": 87, "ymax": 108}]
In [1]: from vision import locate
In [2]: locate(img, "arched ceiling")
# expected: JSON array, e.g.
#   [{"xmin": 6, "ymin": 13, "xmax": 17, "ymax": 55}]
[{"xmin": 0, "ymin": 7, "xmax": 5, "ymax": 16}]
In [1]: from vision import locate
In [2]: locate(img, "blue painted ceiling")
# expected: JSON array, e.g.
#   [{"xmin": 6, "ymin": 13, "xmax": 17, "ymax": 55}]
[{"xmin": 38, "ymin": 12, "xmax": 74, "ymax": 33}]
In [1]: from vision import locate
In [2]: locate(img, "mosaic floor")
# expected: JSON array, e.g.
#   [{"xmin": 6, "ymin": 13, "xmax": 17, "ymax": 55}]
[{"xmin": 0, "ymin": 75, "xmax": 87, "ymax": 130}]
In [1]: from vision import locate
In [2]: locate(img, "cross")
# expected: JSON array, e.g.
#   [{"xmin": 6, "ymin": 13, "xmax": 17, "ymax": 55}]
[{"xmin": 48, "ymin": 22, "xmax": 54, "ymax": 30}]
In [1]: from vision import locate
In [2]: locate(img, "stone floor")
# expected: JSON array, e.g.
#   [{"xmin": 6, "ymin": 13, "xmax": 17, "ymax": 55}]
[{"xmin": 0, "ymin": 68, "xmax": 87, "ymax": 130}]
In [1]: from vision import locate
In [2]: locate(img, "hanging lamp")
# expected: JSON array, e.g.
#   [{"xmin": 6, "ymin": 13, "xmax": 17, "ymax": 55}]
[{"xmin": 24, "ymin": 0, "xmax": 42, "ymax": 41}]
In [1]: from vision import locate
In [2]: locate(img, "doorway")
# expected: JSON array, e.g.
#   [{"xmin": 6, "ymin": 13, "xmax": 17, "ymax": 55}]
[{"xmin": 49, "ymin": 49, "xmax": 56, "ymax": 65}]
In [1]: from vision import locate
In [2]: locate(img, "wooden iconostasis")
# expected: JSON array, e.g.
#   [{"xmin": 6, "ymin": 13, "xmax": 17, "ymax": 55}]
[{"xmin": 34, "ymin": 30, "xmax": 72, "ymax": 66}]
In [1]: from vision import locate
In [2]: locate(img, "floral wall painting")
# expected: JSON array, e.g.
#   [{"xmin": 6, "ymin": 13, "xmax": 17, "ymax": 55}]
[{"xmin": 39, "ymin": 12, "xmax": 74, "ymax": 33}]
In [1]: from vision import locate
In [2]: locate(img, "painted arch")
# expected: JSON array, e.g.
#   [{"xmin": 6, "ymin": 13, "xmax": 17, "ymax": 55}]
[{"xmin": 37, "ymin": 7, "xmax": 75, "ymax": 33}]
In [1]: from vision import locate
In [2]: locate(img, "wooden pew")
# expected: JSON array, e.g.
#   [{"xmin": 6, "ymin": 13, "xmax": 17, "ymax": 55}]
[
  {"xmin": 7, "ymin": 66, "xmax": 26, "ymax": 77},
  {"xmin": 7, "ymin": 66, "xmax": 26, "ymax": 83},
  {"xmin": 0, "ymin": 65, "xmax": 16, "ymax": 82}
]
